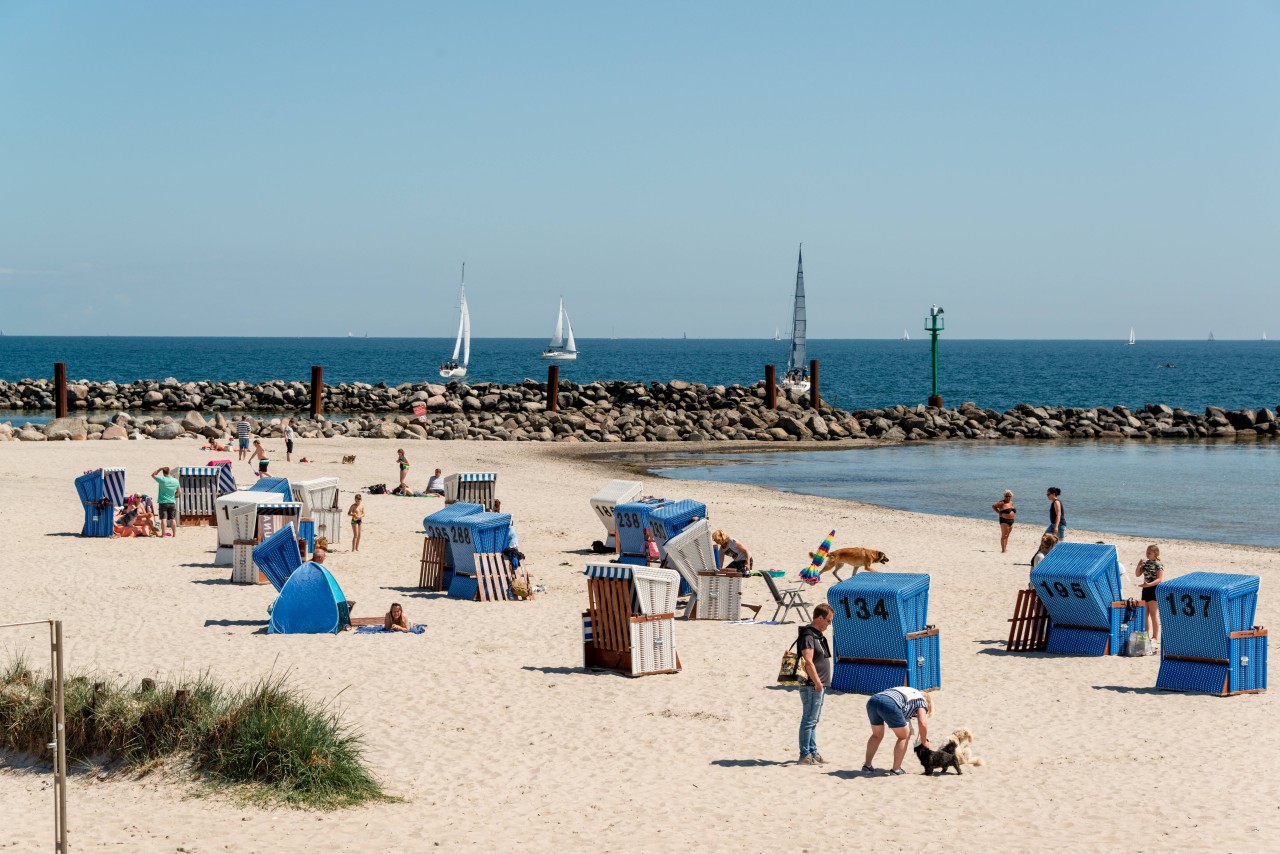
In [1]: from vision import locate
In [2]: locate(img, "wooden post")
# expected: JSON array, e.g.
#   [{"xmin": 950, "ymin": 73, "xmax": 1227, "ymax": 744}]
[
  {"xmin": 54, "ymin": 362, "xmax": 67, "ymax": 418},
  {"xmin": 809, "ymin": 359, "xmax": 820, "ymax": 410},
  {"xmin": 310, "ymin": 365, "xmax": 324, "ymax": 418},
  {"xmin": 547, "ymin": 365, "xmax": 559, "ymax": 413},
  {"xmin": 764, "ymin": 365, "xmax": 777, "ymax": 410}
]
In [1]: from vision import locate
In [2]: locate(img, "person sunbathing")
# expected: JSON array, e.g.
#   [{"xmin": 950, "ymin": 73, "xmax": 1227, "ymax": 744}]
[
  {"xmin": 384, "ymin": 602, "xmax": 411, "ymax": 632},
  {"xmin": 114, "ymin": 498, "xmax": 154, "ymax": 537}
]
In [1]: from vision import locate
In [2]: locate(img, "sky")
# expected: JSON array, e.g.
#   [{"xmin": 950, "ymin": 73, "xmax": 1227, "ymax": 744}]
[{"xmin": 1, "ymin": 1, "xmax": 1277, "ymax": 339}]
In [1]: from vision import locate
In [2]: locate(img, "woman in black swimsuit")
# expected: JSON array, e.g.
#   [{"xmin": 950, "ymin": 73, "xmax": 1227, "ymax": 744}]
[{"xmin": 992, "ymin": 490, "xmax": 1016, "ymax": 553}]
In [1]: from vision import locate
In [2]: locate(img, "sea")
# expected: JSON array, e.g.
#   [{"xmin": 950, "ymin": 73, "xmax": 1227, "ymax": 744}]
[{"xmin": 3, "ymin": 336, "xmax": 1278, "ymax": 548}]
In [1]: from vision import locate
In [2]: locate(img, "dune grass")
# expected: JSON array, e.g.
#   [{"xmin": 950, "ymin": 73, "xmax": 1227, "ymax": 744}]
[{"xmin": 0, "ymin": 660, "xmax": 393, "ymax": 809}]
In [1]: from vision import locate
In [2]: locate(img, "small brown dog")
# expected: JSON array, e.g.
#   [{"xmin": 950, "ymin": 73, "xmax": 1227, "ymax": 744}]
[
  {"xmin": 341, "ymin": 455, "xmax": 357, "ymax": 464},
  {"xmin": 811, "ymin": 547, "xmax": 890, "ymax": 581}
]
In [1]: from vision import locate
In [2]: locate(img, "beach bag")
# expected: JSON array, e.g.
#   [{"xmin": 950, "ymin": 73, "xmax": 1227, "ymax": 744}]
[
  {"xmin": 1126, "ymin": 630, "xmax": 1153, "ymax": 657},
  {"xmin": 778, "ymin": 629, "xmax": 811, "ymax": 684},
  {"xmin": 367, "ymin": 483, "xmax": 388, "ymax": 495}
]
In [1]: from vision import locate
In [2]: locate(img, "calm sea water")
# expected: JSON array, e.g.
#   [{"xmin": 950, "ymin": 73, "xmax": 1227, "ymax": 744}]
[
  {"xmin": 653, "ymin": 441, "xmax": 1280, "ymax": 549},
  {"xmin": 1, "ymin": 336, "xmax": 1278, "ymax": 412}
]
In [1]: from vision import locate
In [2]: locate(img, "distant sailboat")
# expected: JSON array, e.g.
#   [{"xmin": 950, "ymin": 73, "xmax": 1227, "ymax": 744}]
[
  {"xmin": 1208, "ymin": 331, "xmax": 1215, "ymax": 341},
  {"xmin": 901, "ymin": 329, "xmax": 910, "ymax": 341},
  {"xmin": 439, "ymin": 264, "xmax": 470, "ymax": 378},
  {"xmin": 781, "ymin": 244, "xmax": 810, "ymax": 392},
  {"xmin": 1126, "ymin": 327, "xmax": 1136, "ymax": 346},
  {"xmin": 1264, "ymin": 332, "xmax": 1269, "ymax": 341},
  {"xmin": 773, "ymin": 327, "xmax": 781, "ymax": 341},
  {"xmin": 541, "ymin": 297, "xmax": 578, "ymax": 360}
]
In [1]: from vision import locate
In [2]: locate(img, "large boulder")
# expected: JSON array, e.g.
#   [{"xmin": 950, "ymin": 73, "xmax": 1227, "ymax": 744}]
[
  {"xmin": 45, "ymin": 416, "xmax": 89, "ymax": 441},
  {"xmin": 18, "ymin": 428, "xmax": 47, "ymax": 441},
  {"xmin": 149, "ymin": 422, "xmax": 184, "ymax": 440},
  {"xmin": 101, "ymin": 424, "xmax": 128, "ymax": 440},
  {"xmin": 181, "ymin": 410, "xmax": 207, "ymax": 432}
]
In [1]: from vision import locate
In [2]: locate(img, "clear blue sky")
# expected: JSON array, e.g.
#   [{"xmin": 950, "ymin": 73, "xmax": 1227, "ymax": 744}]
[{"xmin": 1, "ymin": 1, "xmax": 1277, "ymax": 339}]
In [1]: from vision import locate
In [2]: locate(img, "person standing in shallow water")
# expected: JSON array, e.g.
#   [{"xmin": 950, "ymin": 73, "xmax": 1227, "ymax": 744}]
[
  {"xmin": 1045, "ymin": 487, "xmax": 1066, "ymax": 542},
  {"xmin": 992, "ymin": 490, "xmax": 1016, "ymax": 553}
]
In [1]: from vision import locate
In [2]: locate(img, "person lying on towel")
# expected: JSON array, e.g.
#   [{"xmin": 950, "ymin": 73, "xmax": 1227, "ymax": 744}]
[{"xmin": 384, "ymin": 603, "xmax": 412, "ymax": 631}]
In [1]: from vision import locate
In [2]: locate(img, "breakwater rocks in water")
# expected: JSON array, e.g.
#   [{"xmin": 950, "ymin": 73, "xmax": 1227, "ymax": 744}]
[{"xmin": 0, "ymin": 377, "xmax": 1275, "ymax": 442}]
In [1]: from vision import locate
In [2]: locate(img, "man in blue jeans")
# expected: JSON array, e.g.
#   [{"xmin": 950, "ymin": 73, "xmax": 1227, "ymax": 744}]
[{"xmin": 797, "ymin": 603, "xmax": 834, "ymax": 765}]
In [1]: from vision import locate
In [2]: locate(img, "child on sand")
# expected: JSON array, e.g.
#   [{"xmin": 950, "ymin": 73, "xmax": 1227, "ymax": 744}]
[
  {"xmin": 1135, "ymin": 544, "xmax": 1164, "ymax": 649},
  {"xmin": 384, "ymin": 602, "xmax": 411, "ymax": 632},
  {"xmin": 248, "ymin": 440, "xmax": 269, "ymax": 478},
  {"xmin": 396, "ymin": 449, "xmax": 409, "ymax": 490},
  {"xmin": 348, "ymin": 494, "xmax": 364, "ymax": 552}
]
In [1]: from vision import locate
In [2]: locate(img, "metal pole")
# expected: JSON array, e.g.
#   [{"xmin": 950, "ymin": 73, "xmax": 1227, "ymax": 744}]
[
  {"xmin": 547, "ymin": 365, "xmax": 559, "ymax": 413},
  {"xmin": 764, "ymin": 365, "xmax": 776, "ymax": 410},
  {"xmin": 309, "ymin": 366, "xmax": 324, "ymax": 418},
  {"xmin": 54, "ymin": 363, "xmax": 68, "ymax": 418},
  {"xmin": 809, "ymin": 359, "xmax": 820, "ymax": 411},
  {"xmin": 51, "ymin": 620, "xmax": 68, "ymax": 852}
]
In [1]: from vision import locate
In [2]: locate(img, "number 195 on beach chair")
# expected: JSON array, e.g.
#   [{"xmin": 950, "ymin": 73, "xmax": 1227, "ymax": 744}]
[{"xmin": 1156, "ymin": 572, "xmax": 1267, "ymax": 695}]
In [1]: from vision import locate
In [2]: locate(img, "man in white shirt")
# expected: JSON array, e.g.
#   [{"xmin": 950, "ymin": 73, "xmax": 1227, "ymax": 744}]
[{"xmin": 425, "ymin": 468, "xmax": 445, "ymax": 496}]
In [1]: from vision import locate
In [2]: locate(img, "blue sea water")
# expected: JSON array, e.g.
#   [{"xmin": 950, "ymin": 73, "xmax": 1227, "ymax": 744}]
[
  {"xmin": 1, "ymin": 336, "xmax": 1278, "ymax": 412},
  {"xmin": 654, "ymin": 441, "xmax": 1280, "ymax": 549}
]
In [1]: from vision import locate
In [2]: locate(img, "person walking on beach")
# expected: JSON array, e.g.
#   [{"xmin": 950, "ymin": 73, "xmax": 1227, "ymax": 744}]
[
  {"xmin": 1045, "ymin": 487, "xmax": 1066, "ymax": 542},
  {"xmin": 396, "ymin": 449, "xmax": 409, "ymax": 491},
  {"xmin": 1135, "ymin": 544, "xmax": 1165, "ymax": 650},
  {"xmin": 248, "ymin": 439, "xmax": 269, "ymax": 478},
  {"xmin": 797, "ymin": 603, "xmax": 833, "ymax": 766},
  {"xmin": 347, "ymin": 494, "xmax": 365, "ymax": 553},
  {"xmin": 284, "ymin": 418, "xmax": 296, "ymax": 462},
  {"xmin": 992, "ymin": 490, "xmax": 1016, "ymax": 553},
  {"xmin": 236, "ymin": 417, "xmax": 251, "ymax": 461},
  {"xmin": 863, "ymin": 686, "xmax": 933, "ymax": 776},
  {"xmin": 151, "ymin": 467, "xmax": 181, "ymax": 538}
]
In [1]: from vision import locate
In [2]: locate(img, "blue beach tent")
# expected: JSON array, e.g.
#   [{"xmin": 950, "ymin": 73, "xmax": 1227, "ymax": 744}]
[{"xmin": 268, "ymin": 562, "xmax": 350, "ymax": 634}]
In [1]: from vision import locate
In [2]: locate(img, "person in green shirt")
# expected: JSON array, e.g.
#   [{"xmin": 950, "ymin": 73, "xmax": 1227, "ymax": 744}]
[{"xmin": 152, "ymin": 467, "xmax": 182, "ymax": 538}]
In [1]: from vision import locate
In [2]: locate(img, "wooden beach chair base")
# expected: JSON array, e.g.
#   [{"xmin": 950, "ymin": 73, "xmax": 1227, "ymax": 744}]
[
  {"xmin": 418, "ymin": 537, "xmax": 448, "ymax": 591},
  {"xmin": 1006, "ymin": 588, "xmax": 1050, "ymax": 652}
]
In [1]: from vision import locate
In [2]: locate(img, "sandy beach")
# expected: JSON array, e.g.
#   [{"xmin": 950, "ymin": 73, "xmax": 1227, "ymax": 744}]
[{"xmin": 2, "ymin": 436, "xmax": 1276, "ymax": 852}]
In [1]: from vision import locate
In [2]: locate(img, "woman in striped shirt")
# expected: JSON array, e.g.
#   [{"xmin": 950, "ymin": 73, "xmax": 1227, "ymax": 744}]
[{"xmin": 862, "ymin": 686, "xmax": 934, "ymax": 776}]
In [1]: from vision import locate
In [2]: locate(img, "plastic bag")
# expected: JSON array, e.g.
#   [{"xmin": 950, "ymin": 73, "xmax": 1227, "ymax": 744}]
[{"xmin": 1126, "ymin": 630, "xmax": 1152, "ymax": 657}]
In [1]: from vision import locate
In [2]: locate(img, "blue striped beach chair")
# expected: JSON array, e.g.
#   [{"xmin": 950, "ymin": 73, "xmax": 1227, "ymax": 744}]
[
  {"xmin": 442, "ymin": 512, "xmax": 513, "ymax": 600},
  {"xmin": 74, "ymin": 469, "xmax": 113, "ymax": 537},
  {"xmin": 1030, "ymin": 543, "xmax": 1124, "ymax": 656},
  {"xmin": 827, "ymin": 573, "xmax": 940, "ymax": 694},
  {"xmin": 207, "ymin": 459, "xmax": 236, "ymax": 495},
  {"xmin": 1156, "ymin": 572, "xmax": 1267, "ymax": 695},
  {"xmin": 612, "ymin": 498, "xmax": 673, "ymax": 566},
  {"xmin": 253, "ymin": 524, "xmax": 304, "ymax": 591},
  {"xmin": 249, "ymin": 476, "xmax": 293, "ymax": 501},
  {"xmin": 581, "ymin": 563, "xmax": 680, "ymax": 676}
]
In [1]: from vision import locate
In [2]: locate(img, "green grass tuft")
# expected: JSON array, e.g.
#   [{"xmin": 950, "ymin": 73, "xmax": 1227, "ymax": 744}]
[{"xmin": 0, "ymin": 661, "xmax": 394, "ymax": 810}]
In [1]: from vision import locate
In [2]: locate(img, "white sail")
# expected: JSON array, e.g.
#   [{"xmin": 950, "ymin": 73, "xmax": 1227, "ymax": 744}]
[
  {"xmin": 440, "ymin": 264, "xmax": 469, "ymax": 378},
  {"xmin": 549, "ymin": 298, "xmax": 565, "ymax": 348},
  {"xmin": 902, "ymin": 329, "xmax": 910, "ymax": 341},
  {"xmin": 1126, "ymin": 327, "xmax": 1136, "ymax": 345},
  {"xmin": 564, "ymin": 308, "xmax": 576, "ymax": 353}
]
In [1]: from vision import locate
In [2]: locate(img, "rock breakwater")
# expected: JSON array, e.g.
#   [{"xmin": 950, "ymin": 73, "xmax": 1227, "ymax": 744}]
[{"xmin": 0, "ymin": 377, "xmax": 1274, "ymax": 443}]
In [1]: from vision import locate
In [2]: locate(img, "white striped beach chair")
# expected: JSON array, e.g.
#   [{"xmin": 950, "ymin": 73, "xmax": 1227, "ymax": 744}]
[
  {"xmin": 290, "ymin": 477, "xmax": 340, "ymax": 518},
  {"xmin": 177, "ymin": 466, "xmax": 221, "ymax": 524},
  {"xmin": 664, "ymin": 519, "xmax": 743, "ymax": 620},
  {"xmin": 588, "ymin": 480, "xmax": 643, "ymax": 551},
  {"xmin": 581, "ymin": 563, "xmax": 680, "ymax": 677},
  {"xmin": 444, "ymin": 472, "xmax": 499, "ymax": 511}
]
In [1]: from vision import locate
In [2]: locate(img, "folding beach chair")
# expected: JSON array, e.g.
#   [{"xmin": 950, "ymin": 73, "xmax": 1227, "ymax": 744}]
[{"xmin": 759, "ymin": 571, "xmax": 812, "ymax": 624}]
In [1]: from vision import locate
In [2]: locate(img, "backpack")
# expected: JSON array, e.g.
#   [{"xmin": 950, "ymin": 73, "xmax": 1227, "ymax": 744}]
[{"xmin": 367, "ymin": 483, "xmax": 388, "ymax": 495}]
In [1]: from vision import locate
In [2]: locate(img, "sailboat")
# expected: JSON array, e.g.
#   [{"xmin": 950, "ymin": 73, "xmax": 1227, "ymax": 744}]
[
  {"xmin": 781, "ymin": 244, "xmax": 810, "ymax": 392},
  {"xmin": 773, "ymin": 327, "xmax": 781, "ymax": 341},
  {"xmin": 541, "ymin": 297, "xmax": 578, "ymax": 360},
  {"xmin": 1208, "ymin": 331, "xmax": 1215, "ymax": 341},
  {"xmin": 1126, "ymin": 327, "xmax": 1136, "ymax": 346},
  {"xmin": 1264, "ymin": 332, "xmax": 1269, "ymax": 341},
  {"xmin": 439, "ymin": 264, "xmax": 471, "ymax": 378},
  {"xmin": 901, "ymin": 330, "xmax": 910, "ymax": 341}
]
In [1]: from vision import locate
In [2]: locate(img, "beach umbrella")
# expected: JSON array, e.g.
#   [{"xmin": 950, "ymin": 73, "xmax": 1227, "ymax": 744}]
[{"xmin": 800, "ymin": 530, "xmax": 836, "ymax": 585}]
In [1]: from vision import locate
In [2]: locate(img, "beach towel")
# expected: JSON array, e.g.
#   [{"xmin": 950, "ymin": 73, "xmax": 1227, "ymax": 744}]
[
  {"xmin": 800, "ymin": 530, "xmax": 836, "ymax": 584},
  {"xmin": 354, "ymin": 625, "xmax": 426, "ymax": 635}
]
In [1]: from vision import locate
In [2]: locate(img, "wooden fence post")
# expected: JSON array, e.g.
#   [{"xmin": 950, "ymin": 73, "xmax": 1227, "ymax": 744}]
[
  {"xmin": 809, "ymin": 359, "xmax": 820, "ymax": 410},
  {"xmin": 547, "ymin": 365, "xmax": 559, "ymax": 413},
  {"xmin": 764, "ymin": 365, "xmax": 777, "ymax": 410},
  {"xmin": 310, "ymin": 366, "xmax": 324, "ymax": 418},
  {"xmin": 54, "ymin": 362, "xmax": 68, "ymax": 418}
]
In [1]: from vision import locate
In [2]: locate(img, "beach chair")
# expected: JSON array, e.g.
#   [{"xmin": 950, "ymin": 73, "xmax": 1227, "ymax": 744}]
[
  {"xmin": 417, "ymin": 537, "xmax": 449, "ymax": 591},
  {"xmin": 589, "ymin": 479, "xmax": 643, "ymax": 551},
  {"xmin": 1156, "ymin": 573, "xmax": 1267, "ymax": 695},
  {"xmin": 290, "ymin": 477, "xmax": 340, "ymax": 517},
  {"xmin": 1030, "ymin": 543, "xmax": 1124, "ymax": 656},
  {"xmin": 475, "ymin": 552, "xmax": 522, "ymax": 602},
  {"xmin": 74, "ymin": 469, "xmax": 115, "ymax": 538},
  {"xmin": 759, "ymin": 570, "xmax": 812, "ymax": 624},
  {"xmin": 581, "ymin": 563, "xmax": 680, "ymax": 677},
  {"xmin": 664, "ymin": 519, "xmax": 735, "ymax": 620},
  {"xmin": 214, "ymin": 490, "xmax": 286, "ymax": 565},
  {"xmin": 176, "ymin": 466, "xmax": 221, "ymax": 525},
  {"xmin": 613, "ymin": 498, "xmax": 673, "ymax": 566},
  {"xmin": 827, "ymin": 573, "xmax": 940, "ymax": 694},
  {"xmin": 207, "ymin": 460, "xmax": 236, "ymax": 495},
  {"xmin": 253, "ymin": 523, "xmax": 304, "ymax": 591},
  {"xmin": 444, "ymin": 472, "xmax": 499, "ymax": 511}
]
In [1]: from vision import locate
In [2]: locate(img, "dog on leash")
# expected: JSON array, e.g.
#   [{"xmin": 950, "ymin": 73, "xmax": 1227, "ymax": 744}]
[
  {"xmin": 810, "ymin": 547, "xmax": 890, "ymax": 581},
  {"xmin": 914, "ymin": 741, "xmax": 962, "ymax": 776},
  {"xmin": 944, "ymin": 728, "xmax": 984, "ymax": 767},
  {"xmin": 341, "ymin": 455, "xmax": 357, "ymax": 465}
]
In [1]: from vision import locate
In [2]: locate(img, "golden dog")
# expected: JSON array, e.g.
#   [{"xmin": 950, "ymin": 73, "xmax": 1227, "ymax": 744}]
[
  {"xmin": 946, "ymin": 727, "xmax": 984, "ymax": 767},
  {"xmin": 810, "ymin": 547, "xmax": 889, "ymax": 581}
]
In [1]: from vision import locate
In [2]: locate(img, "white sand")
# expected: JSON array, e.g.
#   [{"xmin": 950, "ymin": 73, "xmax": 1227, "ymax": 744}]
[{"xmin": 1, "ymin": 436, "xmax": 1276, "ymax": 852}]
